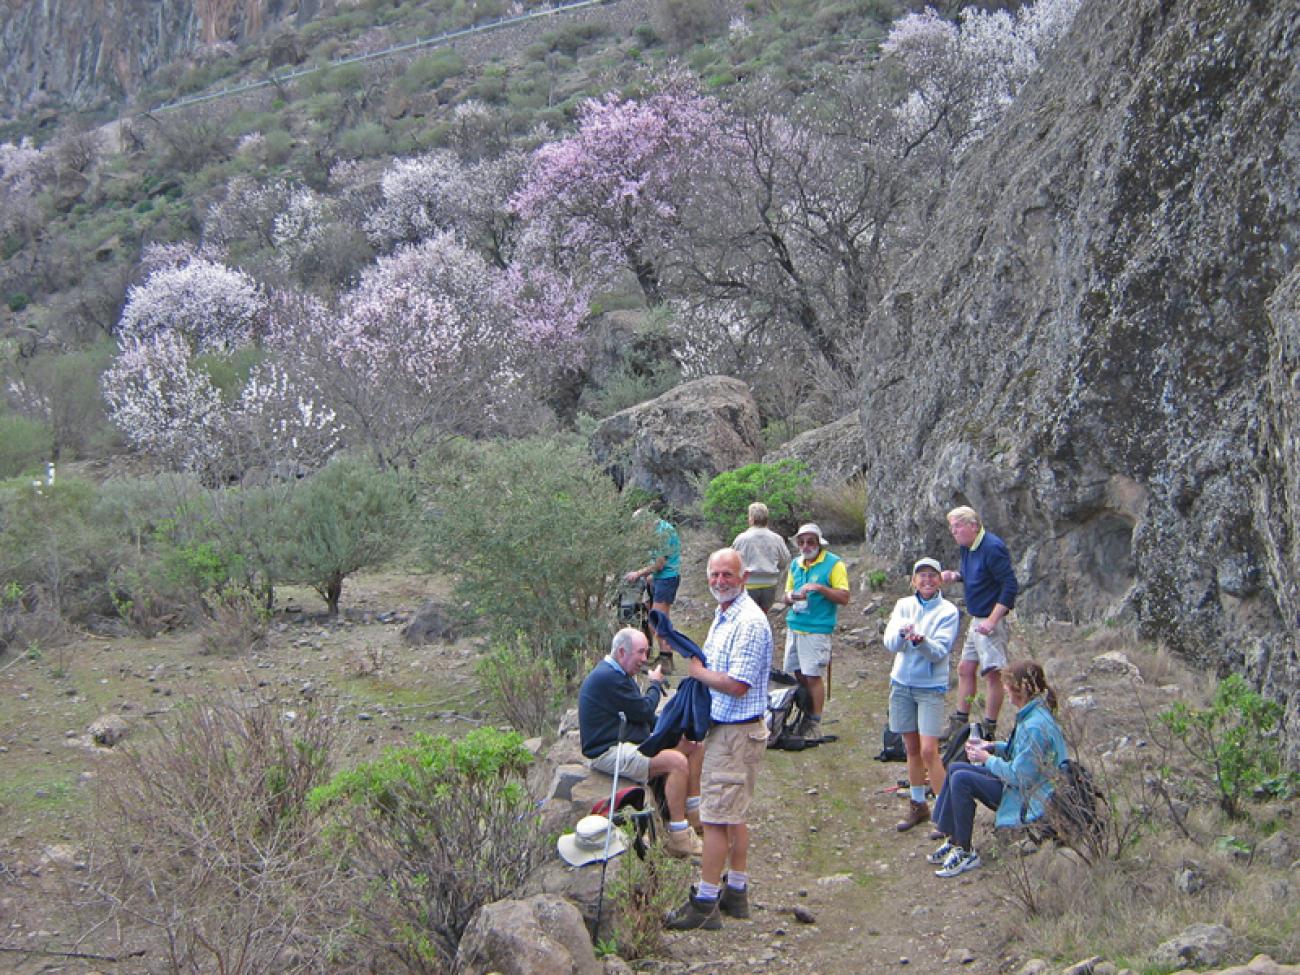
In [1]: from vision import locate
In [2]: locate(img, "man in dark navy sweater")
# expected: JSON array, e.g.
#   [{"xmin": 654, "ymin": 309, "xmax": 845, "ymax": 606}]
[
  {"xmin": 941, "ymin": 506, "xmax": 1019, "ymax": 740},
  {"xmin": 578, "ymin": 627, "xmax": 702, "ymax": 858}
]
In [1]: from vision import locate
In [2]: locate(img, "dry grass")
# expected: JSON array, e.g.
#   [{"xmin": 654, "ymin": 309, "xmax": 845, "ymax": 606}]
[{"xmin": 810, "ymin": 473, "xmax": 867, "ymax": 540}]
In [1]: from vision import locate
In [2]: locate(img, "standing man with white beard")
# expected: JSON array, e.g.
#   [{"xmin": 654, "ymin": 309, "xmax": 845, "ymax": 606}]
[
  {"xmin": 665, "ymin": 548, "xmax": 773, "ymax": 930},
  {"xmin": 783, "ymin": 523, "xmax": 850, "ymax": 742}
]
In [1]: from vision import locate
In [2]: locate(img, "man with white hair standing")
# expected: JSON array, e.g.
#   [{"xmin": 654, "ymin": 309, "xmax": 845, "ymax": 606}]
[
  {"xmin": 941, "ymin": 506, "xmax": 1019, "ymax": 741},
  {"xmin": 665, "ymin": 548, "xmax": 772, "ymax": 930}
]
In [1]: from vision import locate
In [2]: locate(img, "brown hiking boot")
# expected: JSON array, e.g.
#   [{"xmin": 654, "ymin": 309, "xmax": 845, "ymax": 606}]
[
  {"xmin": 719, "ymin": 883, "xmax": 750, "ymax": 919},
  {"xmin": 895, "ymin": 800, "xmax": 931, "ymax": 832},
  {"xmin": 686, "ymin": 807, "xmax": 702, "ymax": 835},
  {"xmin": 664, "ymin": 826, "xmax": 703, "ymax": 859},
  {"xmin": 665, "ymin": 888, "xmax": 721, "ymax": 930}
]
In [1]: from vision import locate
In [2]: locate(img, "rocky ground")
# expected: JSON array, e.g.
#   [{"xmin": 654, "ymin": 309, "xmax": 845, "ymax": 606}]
[{"xmin": 0, "ymin": 536, "xmax": 1294, "ymax": 974}]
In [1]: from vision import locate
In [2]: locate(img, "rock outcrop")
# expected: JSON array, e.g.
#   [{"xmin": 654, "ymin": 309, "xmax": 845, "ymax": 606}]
[
  {"xmin": 857, "ymin": 2, "xmax": 1299, "ymax": 756},
  {"xmin": 0, "ymin": 0, "xmax": 305, "ymax": 115},
  {"xmin": 589, "ymin": 376, "xmax": 763, "ymax": 508}
]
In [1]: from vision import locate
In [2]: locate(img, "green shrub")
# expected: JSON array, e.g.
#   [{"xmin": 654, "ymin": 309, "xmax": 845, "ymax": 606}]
[
  {"xmin": 261, "ymin": 129, "xmax": 294, "ymax": 165},
  {"xmin": 1159, "ymin": 674, "xmax": 1295, "ymax": 818},
  {"xmin": 609, "ymin": 835, "xmax": 693, "ymax": 959},
  {"xmin": 475, "ymin": 633, "xmax": 570, "ymax": 735},
  {"xmin": 701, "ymin": 459, "xmax": 813, "ymax": 539},
  {"xmin": 337, "ymin": 121, "xmax": 394, "ymax": 159},
  {"xmin": 281, "ymin": 457, "xmax": 414, "ymax": 615},
  {"xmin": 420, "ymin": 436, "xmax": 647, "ymax": 665},
  {"xmin": 309, "ymin": 727, "xmax": 546, "ymax": 973},
  {"xmin": 399, "ymin": 50, "xmax": 466, "ymax": 93},
  {"xmin": 0, "ymin": 413, "xmax": 52, "ymax": 478},
  {"xmin": 6, "ymin": 292, "xmax": 29, "ymax": 312}
]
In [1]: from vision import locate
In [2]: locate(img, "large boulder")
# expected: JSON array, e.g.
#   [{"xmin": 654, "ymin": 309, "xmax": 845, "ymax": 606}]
[
  {"xmin": 453, "ymin": 895, "xmax": 601, "ymax": 975},
  {"xmin": 763, "ymin": 413, "xmax": 866, "ymax": 489},
  {"xmin": 589, "ymin": 376, "xmax": 763, "ymax": 507},
  {"xmin": 856, "ymin": 1, "xmax": 1299, "ymax": 759}
]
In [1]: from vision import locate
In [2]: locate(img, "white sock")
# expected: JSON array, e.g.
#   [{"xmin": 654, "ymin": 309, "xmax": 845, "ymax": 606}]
[
  {"xmin": 686, "ymin": 795, "xmax": 701, "ymax": 811},
  {"xmin": 910, "ymin": 785, "xmax": 927, "ymax": 803},
  {"xmin": 669, "ymin": 820, "xmax": 689, "ymax": 832},
  {"xmin": 726, "ymin": 871, "xmax": 748, "ymax": 890}
]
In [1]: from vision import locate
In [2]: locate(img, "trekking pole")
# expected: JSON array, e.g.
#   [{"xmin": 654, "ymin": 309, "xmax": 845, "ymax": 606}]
[{"xmin": 592, "ymin": 710, "xmax": 627, "ymax": 942}]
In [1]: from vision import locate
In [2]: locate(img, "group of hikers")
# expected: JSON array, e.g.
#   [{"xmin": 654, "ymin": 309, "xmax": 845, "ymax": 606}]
[{"xmin": 573, "ymin": 502, "xmax": 1070, "ymax": 929}]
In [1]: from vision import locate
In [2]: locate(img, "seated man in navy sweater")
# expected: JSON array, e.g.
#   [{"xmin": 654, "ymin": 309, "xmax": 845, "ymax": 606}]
[{"xmin": 578, "ymin": 627, "xmax": 703, "ymax": 858}]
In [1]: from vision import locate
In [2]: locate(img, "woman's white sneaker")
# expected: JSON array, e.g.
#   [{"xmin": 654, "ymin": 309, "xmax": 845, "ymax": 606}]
[
  {"xmin": 934, "ymin": 848, "xmax": 982, "ymax": 877},
  {"xmin": 926, "ymin": 840, "xmax": 954, "ymax": 865}
]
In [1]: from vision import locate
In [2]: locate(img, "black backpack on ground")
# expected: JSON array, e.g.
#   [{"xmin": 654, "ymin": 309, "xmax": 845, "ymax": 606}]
[{"xmin": 874, "ymin": 725, "xmax": 906, "ymax": 762}]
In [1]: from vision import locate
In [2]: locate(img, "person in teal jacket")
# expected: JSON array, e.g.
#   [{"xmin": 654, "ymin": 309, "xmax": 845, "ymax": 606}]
[
  {"xmin": 927, "ymin": 660, "xmax": 1067, "ymax": 877},
  {"xmin": 783, "ymin": 523, "xmax": 849, "ymax": 741}
]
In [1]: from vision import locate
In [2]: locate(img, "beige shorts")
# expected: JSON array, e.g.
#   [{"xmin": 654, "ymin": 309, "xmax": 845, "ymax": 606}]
[
  {"xmin": 961, "ymin": 617, "xmax": 1010, "ymax": 675},
  {"xmin": 700, "ymin": 720, "xmax": 768, "ymax": 825},
  {"xmin": 784, "ymin": 630, "xmax": 832, "ymax": 677},
  {"xmin": 588, "ymin": 742, "xmax": 651, "ymax": 783}
]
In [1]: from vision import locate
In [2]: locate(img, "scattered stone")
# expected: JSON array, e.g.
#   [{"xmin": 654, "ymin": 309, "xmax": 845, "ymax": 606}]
[
  {"xmin": 1151, "ymin": 923, "xmax": 1239, "ymax": 969},
  {"xmin": 793, "ymin": 906, "xmax": 816, "ymax": 924},
  {"xmin": 944, "ymin": 946, "xmax": 976, "ymax": 965},
  {"xmin": 453, "ymin": 894, "xmax": 600, "ymax": 975},
  {"xmin": 1016, "ymin": 960, "xmax": 1050, "ymax": 975},
  {"xmin": 1254, "ymin": 831, "xmax": 1293, "ymax": 868},
  {"xmin": 1066, "ymin": 694, "xmax": 1098, "ymax": 712},
  {"xmin": 1174, "ymin": 860, "xmax": 1207, "ymax": 895},
  {"xmin": 87, "ymin": 714, "xmax": 129, "ymax": 747},
  {"xmin": 357, "ymin": 712, "xmax": 372, "ymax": 721},
  {"xmin": 1090, "ymin": 651, "xmax": 1142, "ymax": 680},
  {"xmin": 1062, "ymin": 956, "xmax": 1103, "ymax": 975},
  {"xmin": 402, "ymin": 600, "xmax": 459, "ymax": 645},
  {"xmin": 816, "ymin": 873, "xmax": 854, "ymax": 885}
]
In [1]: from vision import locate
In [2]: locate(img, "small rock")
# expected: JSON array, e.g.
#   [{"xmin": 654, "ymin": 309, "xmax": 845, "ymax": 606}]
[
  {"xmin": 1151, "ymin": 923, "xmax": 1238, "ymax": 969},
  {"xmin": 1061, "ymin": 956, "xmax": 1103, "ymax": 975},
  {"xmin": 1066, "ymin": 694, "xmax": 1097, "ymax": 711},
  {"xmin": 1174, "ymin": 861, "xmax": 1207, "ymax": 895},
  {"xmin": 1016, "ymin": 960, "xmax": 1051, "ymax": 975},
  {"xmin": 357, "ymin": 712, "xmax": 373, "ymax": 721},
  {"xmin": 792, "ymin": 906, "xmax": 816, "ymax": 924}
]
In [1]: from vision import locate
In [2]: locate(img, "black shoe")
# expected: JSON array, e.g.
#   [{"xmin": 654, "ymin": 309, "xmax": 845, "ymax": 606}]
[
  {"xmin": 665, "ymin": 887, "xmax": 721, "ymax": 930},
  {"xmin": 719, "ymin": 883, "xmax": 750, "ymax": 919},
  {"xmin": 796, "ymin": 717, "xmax": 823, "ymax": 742}
]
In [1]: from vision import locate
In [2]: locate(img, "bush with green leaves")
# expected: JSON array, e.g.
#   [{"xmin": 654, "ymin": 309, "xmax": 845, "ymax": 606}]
[
  {"xmin": 608, "ymin": 833, "xmax": 694, "ymax": 959},
  {"xmin": 282, "ymin": 456, "xmax": 414, "ymax": 615},
  {"xmin": 420, "ymin": 436, "xmax": 648, "ymax": 666},
  {"xmin": 701, "ymin": 459, "xmax": 813, "ymax": 539},
  {"xmin": 308, "ymin": 727, "xmax": 546, "ymax": 974},
  {"xmin": 0, "ymin": 412, "xmax": 52, "ymax": 477},
  {"xmin": 1159, "ymin": 674, "xmax": 1295, "ymax": 818},
  {"xmin": 0, "ymin": 477, "xmax": 122, "ymax": 622},
  {"xmin": 475, "ymin": 632, "xmax": 570, "ymax": 735}
]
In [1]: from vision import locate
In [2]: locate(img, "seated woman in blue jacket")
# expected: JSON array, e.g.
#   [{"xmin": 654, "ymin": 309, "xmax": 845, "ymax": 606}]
[{"xmin": 928, "ymin": 660, "xmax": 1066, "ymax": 877}]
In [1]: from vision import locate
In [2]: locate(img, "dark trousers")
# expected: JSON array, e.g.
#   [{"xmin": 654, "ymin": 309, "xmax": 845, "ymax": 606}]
[{"xmin": 933, "ymin": 761, "xmax": 1003, "ymax": 849}]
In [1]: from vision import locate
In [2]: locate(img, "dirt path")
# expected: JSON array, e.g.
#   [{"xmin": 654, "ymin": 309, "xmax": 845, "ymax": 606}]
[{"xmin": 0, "ymin": 550, "xmax": 1152, "ymax": 975}]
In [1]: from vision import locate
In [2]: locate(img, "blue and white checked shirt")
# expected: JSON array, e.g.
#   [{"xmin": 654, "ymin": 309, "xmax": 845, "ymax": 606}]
[{"xmin": 702, "ymin": 591, "xmax": 773, "ymax": 723}]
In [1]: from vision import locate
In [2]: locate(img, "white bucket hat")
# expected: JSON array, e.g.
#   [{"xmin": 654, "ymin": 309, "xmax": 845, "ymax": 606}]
[
  {"xmin": 790, "ymin": 523, "xmax": 829, "ymax": 547},
  {"xmin": 557, "ymin": 815, "xmax": 628, "ymax": 866}
]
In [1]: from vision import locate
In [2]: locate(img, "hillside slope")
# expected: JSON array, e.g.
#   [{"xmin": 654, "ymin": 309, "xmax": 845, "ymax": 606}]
[{"xmin": 857, "ymin": 0, "xmax": 1299, "ymax": 757}]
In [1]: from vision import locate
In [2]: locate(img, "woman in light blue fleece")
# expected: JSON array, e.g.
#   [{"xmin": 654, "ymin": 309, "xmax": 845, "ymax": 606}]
[{"xmin": 882, "ymin": 557, "xmax": 960, "ymax": 832}]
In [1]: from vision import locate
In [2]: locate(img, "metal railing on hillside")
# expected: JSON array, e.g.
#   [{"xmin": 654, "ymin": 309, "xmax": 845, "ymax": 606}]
[{"xmin": 150, "ymin": 0, "xmax": 613, "ymax": 113}]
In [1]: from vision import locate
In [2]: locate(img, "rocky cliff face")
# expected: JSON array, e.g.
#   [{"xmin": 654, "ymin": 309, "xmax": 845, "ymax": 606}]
[
  {"xmin": 858, "ymin": 1, "xmax": 1299, "ymax": 753},
  {"xmin": 0, "ymin": 0, "xmax": 303, "ymax": 116}
]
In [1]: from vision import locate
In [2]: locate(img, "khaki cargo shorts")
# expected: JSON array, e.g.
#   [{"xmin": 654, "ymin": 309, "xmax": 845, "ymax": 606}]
[{"xmin": 700, "ymin": 719, "xmax": 768, "ymax": 825}]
